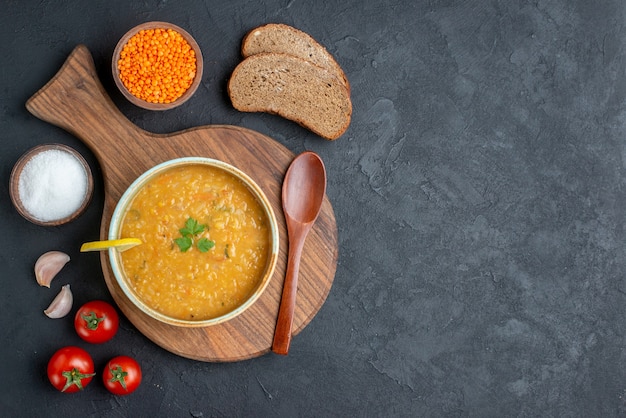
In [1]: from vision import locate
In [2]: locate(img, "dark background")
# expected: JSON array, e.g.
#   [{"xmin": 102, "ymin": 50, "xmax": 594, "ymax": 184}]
[{"xmin": 2, "ymin": 0, "xmax": 626, "ymax": 416}]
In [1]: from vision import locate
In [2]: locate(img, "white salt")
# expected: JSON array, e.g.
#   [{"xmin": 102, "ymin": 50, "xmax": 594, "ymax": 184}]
[{"xmin": 18, "ymin": 149, "xmax": 88, "ymax": 222}]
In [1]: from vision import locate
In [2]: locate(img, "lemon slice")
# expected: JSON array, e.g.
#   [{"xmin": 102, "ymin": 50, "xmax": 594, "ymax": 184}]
[{"xmin": 80, "ymin": 238, "xmax": 142, "ymax": 253}]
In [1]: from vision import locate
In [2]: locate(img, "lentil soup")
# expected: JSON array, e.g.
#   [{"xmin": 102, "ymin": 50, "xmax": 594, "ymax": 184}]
[{"xmin": 116, "ymin": 162, "xmax": 275, "ymax": 322}]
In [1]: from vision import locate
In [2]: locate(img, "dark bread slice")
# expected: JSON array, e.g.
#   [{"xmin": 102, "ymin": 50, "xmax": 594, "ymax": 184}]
[
  {"xmin": 241, "ymin": 23, "xmax": 350, "ymax": 92},
  {"xmin": 228, "ymin": 53, "xmax": 352, "ymax": 140}
]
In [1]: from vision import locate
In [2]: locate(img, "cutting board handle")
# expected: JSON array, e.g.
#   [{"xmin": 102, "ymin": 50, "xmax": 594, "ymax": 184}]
[{"xmin": 25, "ymin": 44, "xmax": 147, "ymax": 157}]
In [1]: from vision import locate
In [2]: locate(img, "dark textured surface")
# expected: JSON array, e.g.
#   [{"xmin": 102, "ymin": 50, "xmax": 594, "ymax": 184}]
[{"xmin": 2, "ymin": 0, "xmax": 626, "ymax": 416}]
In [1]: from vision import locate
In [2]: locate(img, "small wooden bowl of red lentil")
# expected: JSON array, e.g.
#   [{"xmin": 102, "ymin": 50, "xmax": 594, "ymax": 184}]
[{"xmin": 112, "ymin": 21, "xmax": 203, "ymax": 110}]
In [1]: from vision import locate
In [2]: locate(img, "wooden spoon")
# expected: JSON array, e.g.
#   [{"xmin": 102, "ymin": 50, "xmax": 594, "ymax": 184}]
[{"xmin": 272, "ymin": 151, "xmax": 327, "ymax": 355}]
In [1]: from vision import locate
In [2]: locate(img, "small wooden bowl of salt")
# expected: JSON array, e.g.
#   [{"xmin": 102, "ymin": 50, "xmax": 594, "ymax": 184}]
[{"xmin": 9, "ymin": 144, "xmax": 94, "ymax": 226}]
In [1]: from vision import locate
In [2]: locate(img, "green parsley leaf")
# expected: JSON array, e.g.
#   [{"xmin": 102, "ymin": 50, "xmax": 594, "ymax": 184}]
[
  {"xmin": 174, "ymin": 217, "xmax": 214, "ymax": 253},
  {"xmin": 197, "ymin": 238, "xmax": 215, "ymax": 253},
  {"xmin": 179, "ymin": 217, "xmax": 205, "ymax": 237},
  {"xmin": 174, "ymin": 236, "xmax": 193, "ymax": 252}
]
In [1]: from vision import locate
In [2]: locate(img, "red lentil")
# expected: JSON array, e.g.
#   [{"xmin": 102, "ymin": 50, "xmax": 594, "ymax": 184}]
[{"xmin": 118, "ymin": 28, "xmax": 197, "ymax": 104}]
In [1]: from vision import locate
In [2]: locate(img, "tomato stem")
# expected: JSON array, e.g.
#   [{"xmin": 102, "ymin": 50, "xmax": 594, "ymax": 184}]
[
  {"xmin": 81, "ymin": 311, "xmax": 104, "ymax": 330},
  {"xmin": 61, "ymin": 368, "xmax": 96, "ymax": 392},
  {"xmin": 108, "ymin": 366, "xmax": 129, "ymax": 391}
]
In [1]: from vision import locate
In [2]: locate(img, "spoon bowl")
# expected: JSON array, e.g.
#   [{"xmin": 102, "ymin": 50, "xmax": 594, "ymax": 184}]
[
  {"xmin": 272, "ymin": 151, "xmax": 327, "ymax": 355},
  {"xmin": 282, "ymin": 153, "xmax": 326, "ymax": 224}
]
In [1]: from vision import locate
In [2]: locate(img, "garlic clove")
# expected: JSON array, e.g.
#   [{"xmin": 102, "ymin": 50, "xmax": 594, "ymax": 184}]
[
  {"xmin": 35, "ymin": 251, "xmax": 70, "ymax": 287},
  {"xmin": 44, "ymin": 284, "xmax": 73, "ymax": 318}
]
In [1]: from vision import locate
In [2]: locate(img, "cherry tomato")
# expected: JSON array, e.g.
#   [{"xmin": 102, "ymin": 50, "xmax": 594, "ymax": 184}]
[
  {"xmin": 47, "ymin": 346, "xmax": 95, "ymax": 393},
  {"xmin": 74, "ymin": 300, "xmax": 119, "ymax": 344},
  {"xmin": 102, "ymin": 356, "xmax": 142, "ymax": 395}
]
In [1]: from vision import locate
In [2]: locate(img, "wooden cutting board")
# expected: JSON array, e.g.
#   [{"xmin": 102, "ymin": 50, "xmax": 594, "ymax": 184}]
[{"xmin": 25, "ymin": 45, "xmax": 338, "ymax": 362}]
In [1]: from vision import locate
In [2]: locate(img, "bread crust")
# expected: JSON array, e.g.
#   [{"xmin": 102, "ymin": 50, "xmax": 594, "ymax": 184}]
[
  {"xmin": 228, "ymin": 53, "xmax": 352, "ymax": 140},
  {"xmin": 241, "ymin": 23, "xmax": 350, "ymax": 92}
]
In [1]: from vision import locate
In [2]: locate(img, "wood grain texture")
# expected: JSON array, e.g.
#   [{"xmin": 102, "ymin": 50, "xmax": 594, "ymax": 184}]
[{"xmin": 25, "ymin": 45, "xmax": 338, "ymax": 362}]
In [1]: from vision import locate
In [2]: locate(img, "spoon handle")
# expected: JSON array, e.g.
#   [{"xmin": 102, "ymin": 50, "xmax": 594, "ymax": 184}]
[{"xmin": 272, "ymin": 223, "xmax": 310, "ymax": 355}]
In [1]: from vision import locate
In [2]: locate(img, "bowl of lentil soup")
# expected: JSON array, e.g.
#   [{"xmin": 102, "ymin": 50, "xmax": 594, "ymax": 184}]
[
  {"xmin": 112, "ymin": 21, "xmax": 203, "ymax": 110},
  {"xmin": 108, "ymin": 158, "xmax": 279, "ymax": 327}
]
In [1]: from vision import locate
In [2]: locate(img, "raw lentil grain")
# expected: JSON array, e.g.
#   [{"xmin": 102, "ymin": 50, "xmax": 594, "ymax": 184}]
[{"xmin": 117, "ymin": 28, "xmax": 197, "ymax": 104}]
